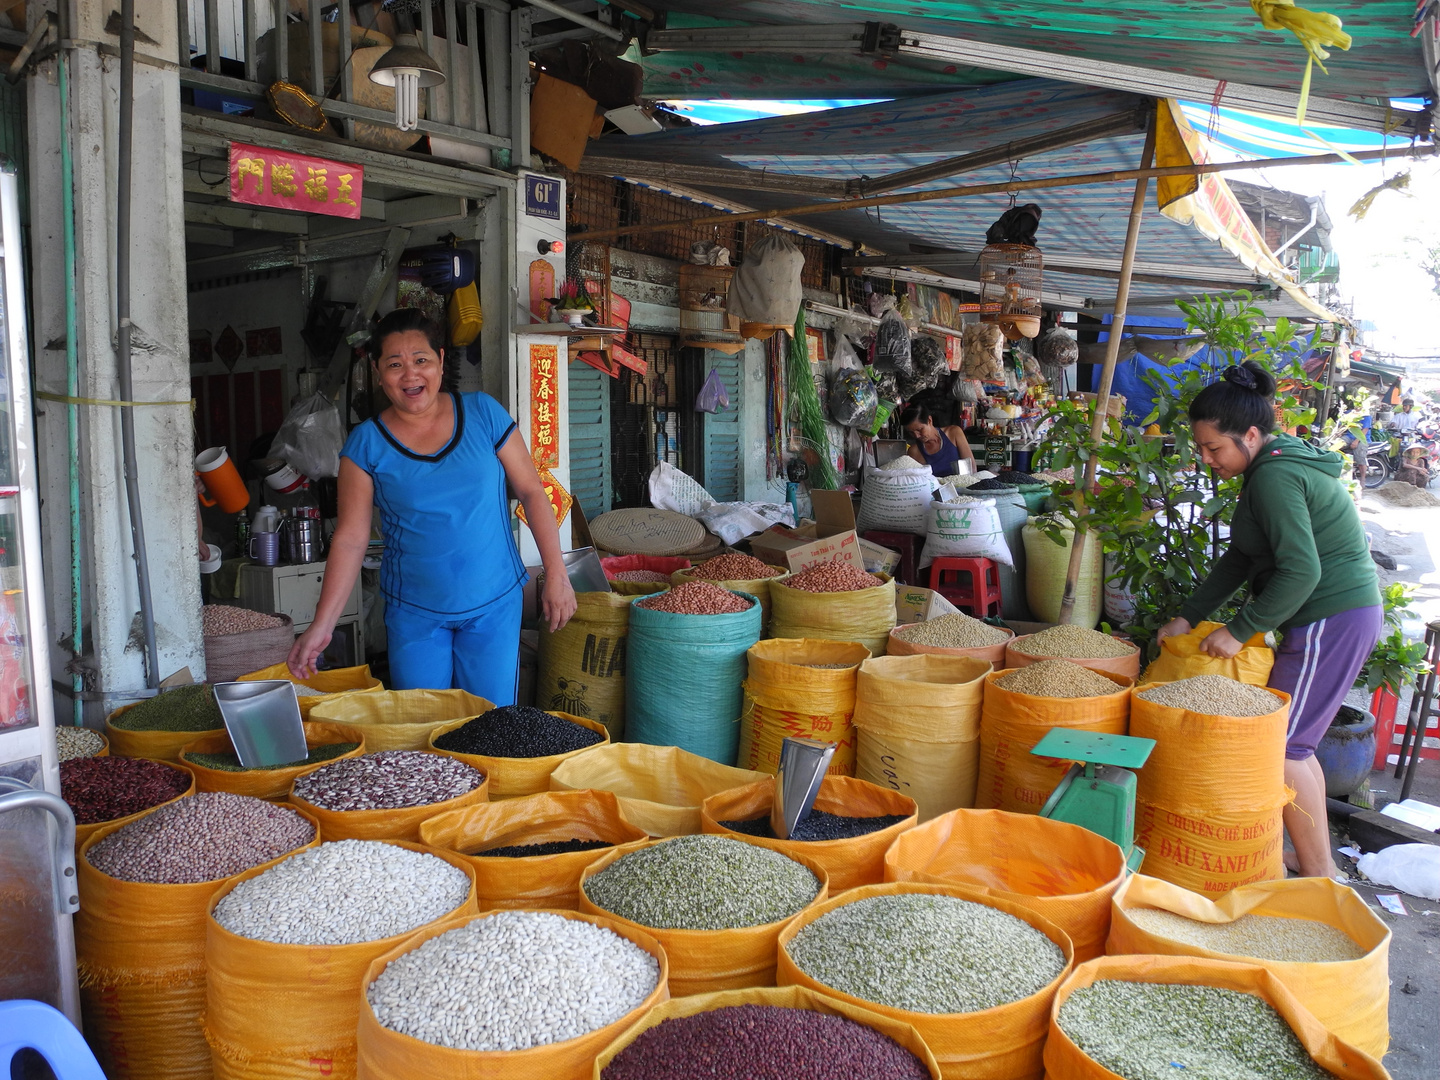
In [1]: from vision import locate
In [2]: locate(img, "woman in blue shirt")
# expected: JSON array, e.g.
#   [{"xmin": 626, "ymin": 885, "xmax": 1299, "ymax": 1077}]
[{"xmin": 288, "ymin": 309, "xmax": 577, "ymax": 704}]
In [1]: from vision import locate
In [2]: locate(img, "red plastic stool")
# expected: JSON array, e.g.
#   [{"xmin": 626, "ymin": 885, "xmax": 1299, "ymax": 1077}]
[
  {"xmin": 860, "ymin": 530, "xmax": 923, "ymax": 586},
  {"xmin": 928, "ymin": 556, "xmax": 1002, "ymax": 618}
]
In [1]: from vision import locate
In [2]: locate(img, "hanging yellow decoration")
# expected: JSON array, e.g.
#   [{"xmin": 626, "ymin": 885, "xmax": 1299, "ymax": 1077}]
[
  {"xmin": 1250, "ymin": 0, "xmax": 1353, "ymax": 125},
  {"xmin": 1348, "ymin": 172, "xmax": 1412, "ymax": 220}
]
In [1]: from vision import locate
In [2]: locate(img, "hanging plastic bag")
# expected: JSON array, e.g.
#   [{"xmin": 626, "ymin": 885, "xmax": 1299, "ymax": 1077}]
[
  {"xmin": 830, "ymin": 367, "xmax": 879, "ymax": 429},
  {"xmin": 268, "ymin": 392, "xmax": 344, "ymax": 479},
  {"xmin": 910, "ymin": 335, "xmax": 949, "ymax": 390},
  {"xmin": 830, "ymin": 333, "xmax": 863, "ymax": 374},
  {"xmin": 873, "ymin": 310, "xmax": 914, "ymax": 376},
  {"xmin": 695, "ymin": 367, "xmax": 730, "ymax": 413}
]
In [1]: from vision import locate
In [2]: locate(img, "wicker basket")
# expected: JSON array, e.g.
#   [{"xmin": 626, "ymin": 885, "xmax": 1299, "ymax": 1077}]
[{"xmin": 204, "ymin": 614, "xmax": 295, "ymax": 682}]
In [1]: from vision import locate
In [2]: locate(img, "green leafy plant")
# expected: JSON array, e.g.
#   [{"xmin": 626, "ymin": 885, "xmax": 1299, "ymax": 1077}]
[{"xmin": 1356, "ymin": 583, "xmax": 1430, "ymax": 694}]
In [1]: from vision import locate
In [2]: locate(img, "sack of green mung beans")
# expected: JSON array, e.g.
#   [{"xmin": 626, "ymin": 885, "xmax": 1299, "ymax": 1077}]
[
  {"xmin": 625, "ymin": 586, "xmax": 762, "ymax": 765},
  {"xmin": 537, "ymin": 590, "xmax": 633, "ymax": 740},
  {"xmin": 1043, "ymin": 955, "xmax": 1390, "ymax": 1080},
  {"xmin": 106, "ymin": 683, "xmax": 227, "ymax": 762}
]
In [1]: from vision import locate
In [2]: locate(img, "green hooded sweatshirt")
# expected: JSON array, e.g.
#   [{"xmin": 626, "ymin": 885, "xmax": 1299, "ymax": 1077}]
[{"xmin": 1179, "ymin": 433, "xmax": 1380, "ymax": 640}]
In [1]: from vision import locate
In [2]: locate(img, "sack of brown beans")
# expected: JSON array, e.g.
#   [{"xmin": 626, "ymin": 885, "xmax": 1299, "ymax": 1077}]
[
  {"xmin": 420, "ymin": 789, "xmax": 651, "ymax": 911},
  {"xmin": 602, "ymin": 555, "xmax": 692, "ymax": 596},
  {"xmin": 63, "ymin": 756, "xmax": 195, "ymax": 852},
  {"xmin": 180, "ymin": 721, "xmax": 367, "ymax": 800},
  {"xmin": 288, "ymin": 750, "xmax": 490, "ymax": 842},
  {"xmin": 236, "ymin": 661, "xmax": 385, "ymax": 720},
  {"xmin": 626, "ymin": 586, "xmax": 762, "ymax": 765},
  {"xmin": 537, "ymin": 590, "xmax": 633, "ymax": 739},
  {"xmin": 306, "ymin": 688, "xmax": 493, "ymax": 752},
  {"xmin": 1004, "ymin": 624, "xmax": 1141, "ymax": 679},
  {"xmin": 701, "ymin": 775, "xmax": 917, "ymax": 892},
  {"xmin": 75, "ymin": 794, "xmax": 320, "ymax": 1080},
  {"xmin": 672, "ymin": 554, "xmax": 791, "ymax": 634},
  {"xmin": 106, "ymin": 683, "xmax": 227, "ymax": 762},
  {"xmin": 203, "ymin": 606, "xmax": 296, "ymax": 682},
  {"xmin": 592, "ymin": 985, "xmax": 942, "ymax": 1080},
  {"xmin": 428, "ymin": 707, "xmax": 609, "ymax": 799},
  {"xmin": 738, "ymin": 638, "xmax": 870, "ymax": 777},
  {"xmin": 770, "ymin": 566, "xmax": 896, "ymax": 657}
]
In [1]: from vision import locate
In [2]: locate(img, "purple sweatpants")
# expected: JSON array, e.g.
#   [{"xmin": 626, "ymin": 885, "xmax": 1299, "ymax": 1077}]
[{"xmin": 1269, "ymin": 604, "xmax": 1384, "ymax": 760}]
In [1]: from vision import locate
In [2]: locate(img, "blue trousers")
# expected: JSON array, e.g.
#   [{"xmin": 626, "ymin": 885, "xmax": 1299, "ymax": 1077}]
[{"xmin": 384, "ymin": 585, "xmax": 523, "ymax": 705}]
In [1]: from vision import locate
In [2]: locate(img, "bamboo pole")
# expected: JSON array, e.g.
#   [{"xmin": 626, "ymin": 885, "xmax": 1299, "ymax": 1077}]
[{"xmin": 1057, "ymin": 119, "xmax": 1158, "ymax": 626}]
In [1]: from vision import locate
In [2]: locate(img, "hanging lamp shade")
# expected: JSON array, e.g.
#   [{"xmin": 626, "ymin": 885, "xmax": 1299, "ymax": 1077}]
[
  {"xmin": 979, "ymin": 243, "xmax": 1044, "ymax": 341},
  {"xmin": 367, "ymin": 33, "xmax": 446, "ymax": 131}
]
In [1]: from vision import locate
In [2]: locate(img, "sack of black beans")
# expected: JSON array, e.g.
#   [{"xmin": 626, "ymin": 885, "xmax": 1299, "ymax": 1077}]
[
  {"xmin": 288, "ymin": 750, "xmax": 490, "ymax": 842},
  {"xmin": 428, "ymin": 706, "xmax": 609, "ymax": 799},
  {"xmin": 537, "ymin": 590, "xmax": 633, "ymax": 740},
  {"xmin": 307, "ymin": 689, "xmax": 494, "ymax": 753},
  {"xmin": 235, "ymin": 661, "xmax": 385, "ymax": 720},
  {"xmin": 105, "ymin": 683, "xmax": 227, "ymax": 762},
  {"xmin": 420, "ymin": 789, "xmax": 651, "ymax": 911},
  {"xmin": 701, "ymin": 775, "xmax": 917, "ymax": 892},
  {"xmin": 179, "ymin": 721, "xmax": 367, "ymax": 800}
]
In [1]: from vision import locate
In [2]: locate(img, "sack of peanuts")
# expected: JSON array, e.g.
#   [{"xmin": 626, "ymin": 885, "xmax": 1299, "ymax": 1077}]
[
  {"xmin": 769, "ymin": 565, "xmax": 896, "ymax": 657},
  {"xmin": 536, "ymin": 590, "xmax": 632, "ymax": 740},
  {"xmin": 672, "ymin": 553, "xmax": 790, "ymax": 634}
]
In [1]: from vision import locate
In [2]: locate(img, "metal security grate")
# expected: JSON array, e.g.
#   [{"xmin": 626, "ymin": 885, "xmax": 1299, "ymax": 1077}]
[{"xmin": 609, "ymin": 334, "xmax": 703, "ymax": 508}]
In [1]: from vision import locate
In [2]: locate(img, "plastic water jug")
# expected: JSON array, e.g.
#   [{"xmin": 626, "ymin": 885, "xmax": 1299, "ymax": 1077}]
[{"xmin": 251, "ymin": 504, "xmax": 280, "ymax": 535}]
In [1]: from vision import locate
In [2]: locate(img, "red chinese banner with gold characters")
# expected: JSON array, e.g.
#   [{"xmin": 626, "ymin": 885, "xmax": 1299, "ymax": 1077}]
[
  {"xmin": 529, "ymin": 342, "xmax": 560, "ymax": 469},
  {"xmin": 228, "ymin": 142, "xmax": 364, "ymax": 220}
]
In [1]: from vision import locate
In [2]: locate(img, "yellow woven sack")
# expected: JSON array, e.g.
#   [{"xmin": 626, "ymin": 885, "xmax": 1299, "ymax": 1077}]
[
  {"xmin": 354, "ymin": 910, "xmax": 669, "ymax": 1080},
  {"xmin": 701, "ymin": 775, "xmax": 917, "ymax": 892},
  {"xmin": 536, "ymin": 590, "xmax": 632, "ymax": 739},
  {"xmin": 776, "ymin": 882, "xmax": 1074, "ymax": 1080},
  {"xmin": 428, "ymin": 711, "xmax": 609, "ymax": 799},
  {"xmin": 852, "ymin": 655, "xmax": 989, "ymax": 823},
  {"xmin": 238, "ymin": 662, "xmax": 384, "ymax": 720},
  {"xmin": 974, "ymin": 668, "xmax": 1130, "ymax": 815},
  {"xmin": 592, "ymin": 984, "xmax": 942, "ymax": 1079},
  {"xmin": 738, "ymin": 639, "xmax": 870, "ymax": 777},
  {"xmin": 75, "ymin": 804, "xmax": 320, "ymax": 1080},
  {"xmin": 179, "ymin": 722, "xmax": 367, "ymax": 800},
  {"xmin": 579, "ymin": 842, "xmax": 830, "ymax": 997},
  {"xmin": 1107, "ymin": 874, "xmax": 1391, "ymax": 1058},
  {"xmin": 549, "ymin": 743, "xmax": 765, "ymax": 837},
  {"xmin": 1139, "ymin": 620, "xmax": 1276, "ymax": 685},
  {"xmin": 1043, "ymin": 955, "xmax": 1391, "ymax": 1080},
  {"xmin": 883, "ymin": 808, "xmax": 1127, "ymax": 962},
  {"xmin": 106, "ymin": 700, "xmax": 224, "ymax": 762},
  {"xmin": 306, "ymin": 689, "xmax": 493, "ymax": 752},
  {"xmin": 289, "ymin": 764, "xmax": 490, "ymax": 842},
  {"xmin": 769, "ymin": 573, "xmax": 897, "ymax": 657},
  {"xmin": 419, "ymin": 789, "xmax": 650, "ymax": 911},
  {"xmin": 73, "ymin": 759, "xmax": 195, "ymax": 854},
  {"xmin": 672, "ymin": 565, "xmax": 791, "ymax": 633}
]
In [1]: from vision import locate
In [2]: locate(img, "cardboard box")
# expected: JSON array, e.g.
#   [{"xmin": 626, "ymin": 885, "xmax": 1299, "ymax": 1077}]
[
  {"xmin": 894, "ymin": 586, "xmax": 960, "ymax": 625},
  {"xmin": 749, "ymin": 490, "xmax": 898, "ymax": 575}
]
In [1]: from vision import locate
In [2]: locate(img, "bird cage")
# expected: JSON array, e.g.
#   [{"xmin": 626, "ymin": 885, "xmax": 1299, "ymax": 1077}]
[
  {"xmin": 979, "ymin": 243, "xmax": 1044, "ymax": 341},
  {"xmin": 678, "ymin": 263, "xmax": 744, "ymax": 352}
]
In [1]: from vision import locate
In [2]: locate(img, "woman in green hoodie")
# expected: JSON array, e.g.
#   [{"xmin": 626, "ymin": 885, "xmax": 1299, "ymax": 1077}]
[{"xmin": 1157, "ymin": 361, "xmax": 1382, "ymax": 880}]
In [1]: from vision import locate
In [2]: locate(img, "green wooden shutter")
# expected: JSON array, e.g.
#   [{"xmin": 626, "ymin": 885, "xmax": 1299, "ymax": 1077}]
[
  {"xmin": 567, "ymin": 357, "xmax": 611, "ymax": 520},
  {"xmin": 701, "ymin": 354, "xmax": 743, "ymax": 502}
]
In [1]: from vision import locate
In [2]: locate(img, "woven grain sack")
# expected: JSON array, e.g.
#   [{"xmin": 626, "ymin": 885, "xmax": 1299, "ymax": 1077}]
[
  {"xmin": 419, "ymin": 789, "xmax": 650, "ymax": 911},
  {"xmin": 73, "ymin": 759, "xmax": 195, "ymax": 854},
  {"xmin": 886, "ymin": 623, "xmax": 1012, "ymax": 666},
  {"xmin": 738, "ymin": 639, "xmax": 870, "ymax": 777},
  {"xmin": 1107, "ymin": 874, "xmax": 1390, "ymax": 1058},
  {"xmin": 701, "ymin": 775, "xmax": 916, "ymax": 892},
  {"xmin": 1042, "ymin": 955, "xmax": 1390, "ymax": 1080},
  {"xmin": 671, "ymin": 565, "xmax": 791, "ymax": 634},
  {"xmin": 306, "ymin": 689, "xmax": 493, "ymax": 752},
  {"xmin": 536, "ymin": 590, "xmax": 632, "ymax": 739},
  {"xmin": 1131, "ymin": 681, "xmax": 1291, "ymax": 895},
  {"xmin": 776, "ymin": 882, "xmax": 1074, "ymax": 1080},
  {"xmin": 205, "ymin": 614, "xmax": 296, "ymax": 682},
  {"xmin": 427, "ymin": 711, "xmax": 608, "ymax": 799},
  {"xmin": 203, "ymin": 842, "xmax": 478, "ymax": 1080},
  {"xmin": 1138, "ymin": 620, "xmax": 1276, "ymax": 685},
  {"xmin": 975, "ymin": 668, "xmax": 1130, "ymax": 815},
  {"xmin": 237, "ymin": 662, "xmax": 384, "ymax": 720},
  {"xmin": 883, "ymin": 809, "xmax": 1127, "ymax": 962},
  {"xmin": 106, "ymin": 697, "xmax": 225, "ymax": 763},
  {"xmin": 591, "ymin": 984, "xmax": 942, "ymax": 1080},
  {"xmin": 770, "ymin": 574, "xmax": 896, "ymax": 657},
  {"xmin": 289, "ymin": 764, "xmax": 489, "ymax": 843},
  {"xmin": 579, "ymin": 842, "xmax": 829, "ymax": 996},
  {"xmin": 354, "ymin": 910, "xmax": 669, "ymax": 1080},
  {"xmin": 853, "ymin": 655, "xmax": 989, "ymax": 823},
  {"xmin": 1023, "ymin": 520, "xmax": 1101, "ymax": 627},
  {"xmin": 626, "ymin": 591, "xmax": 762, "ymax": 765},
  {"xmin": 857, "ymin": 466, "xmax": 938, "ymax": 536},
  {"xmin": 179, "ymin": 722, "xmax": 367, "ymax": 800},
  {"xmin": 601, "ymin": 554, "xmax": 691, "ymax": 596},
  {"xmin": 74, "ymin": 804, "xmax": 320, "ymax": 1080},
  {"xmin": 549, "ymin": 743, "xmax": 765, "ymax": 837},
  {"xmin": 1004, "ymin": 634, "xmax": 1140, "ymax": 679}
]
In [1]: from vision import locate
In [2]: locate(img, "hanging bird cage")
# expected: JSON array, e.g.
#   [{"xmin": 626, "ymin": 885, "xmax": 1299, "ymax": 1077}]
[
  {"xmin": 979, "ymin": 243, "xmax": 1044, "ymax": 341},
  {"xmin": 678, "ymin": 263, "xmax": 744, "ymax": 352}
]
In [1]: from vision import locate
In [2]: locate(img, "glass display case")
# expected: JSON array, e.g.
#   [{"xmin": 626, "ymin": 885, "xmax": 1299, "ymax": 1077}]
[{"xmin": 0, "ymin": 155, "xmax": 81, "ymax": 1025}]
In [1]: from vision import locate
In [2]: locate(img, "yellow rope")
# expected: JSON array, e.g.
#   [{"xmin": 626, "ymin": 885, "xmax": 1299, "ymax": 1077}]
[
  {"xmin": 37, "ymin": 391, "xmax": 195, "ymax": 409},
  {"xmin": 1250, "ymin": 0, "xmax": 1353, "ymax": 125}
]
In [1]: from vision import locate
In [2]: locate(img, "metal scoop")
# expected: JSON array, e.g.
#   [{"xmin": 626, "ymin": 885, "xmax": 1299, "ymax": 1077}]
[
  {"xmin": 214, "ymin": 681, "xmax": 306, "ymax": 768},
  {"xmin": 771, "ymin": 737, "xmax": 836, "ymax": 840}
]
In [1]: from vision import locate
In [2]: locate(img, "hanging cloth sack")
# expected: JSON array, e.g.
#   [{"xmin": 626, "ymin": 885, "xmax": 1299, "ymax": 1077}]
[{"xmin": 726, "ymin": 231, "xmax": 804, "ymax": 326}]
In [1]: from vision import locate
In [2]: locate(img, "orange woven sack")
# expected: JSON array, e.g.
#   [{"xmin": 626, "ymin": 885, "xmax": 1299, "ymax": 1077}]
[
  {"xmin": 737, "ymin": 639, "xmax": 870, "ymax": 777},
  {"xmin": 592, "ymin": 984, "xmax": 942, "ymax": 1079},
  {"xmin": 769, "ymin": 574, "xmax": 897, "ymax": 657},
  {"xmin": 775, "ymin": 882, "xmax": 1074, "ymax": 1080},
  {"xmin": 307, "ymin": 689, "xmax": 494, "ymax": 752},
  {"xmin": 1004, "ymin": 635, "xmax": 1140, "ymax": 678},
  {"xmin": 237, "ymin": 662, "xmax": 385, "ymax": 720},
  {"xmin": 289, "ymin": 762, "xmax": 489, "ymax": 842},
  {"xmin": 203, "ymin": 842, "xmax": 478, "ymax": 1080},
  {"xmin": 419, "ymin": 789, "xmax": 650, "ymax": 911},
  {"xmin": 179, "ymin": 722, "xmax": 367, "ymax": 800},
  {"xmin": 1043, "ymin": 955, "xmax": 1391, "ymax": 1080},
  {"xmin": 106, "ymin": 699, "xmax": 224, "ymax": 762},
  {"xmin": 701, "ymin": 775, "xmax": 917, "ymax": 892},
  {"xmin": 1130, "ymin": 681, "xmax": 1291, "ymax": 894},
  {"xmin": 73, "ymin": 758, "xmax": 195, "ymax": 853},
  {"xmin": 428, "ymin": 710, "xmax": 609, "ymax": 799},
  {"xmin": 579, "ymin": 841, "xmax": 830, "ymax": 997},
  {"xmin": 974, "ymin": 667, "xmax": 1130, "ymax": 815},
  {"xmin": 882, "ymin": 808, "xmax": 1126, "ymax": 962},
  {"xmin": 1138, "ymin": 620, "xmax": 1275, "ymax": 686},
  {"xmin": 74, "ymin": 803, "xmax": 320, "ymax": 1080},
  {"xmin": 886, "ymin": 623, "xmax": 1012, "ymax": 665},
  {"xmin": 1107, "ymin": 873, "xmax": 1391, "ymax": 1058},
  {"xmin": 354, "ymin": 910, "xmax": 669, "ymax": 1080}
]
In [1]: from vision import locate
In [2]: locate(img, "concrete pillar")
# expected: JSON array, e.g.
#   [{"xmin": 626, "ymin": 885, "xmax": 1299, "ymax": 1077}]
[{"xmin": 30, "ymin": 0, "xmax": 204, "ymax": 721}]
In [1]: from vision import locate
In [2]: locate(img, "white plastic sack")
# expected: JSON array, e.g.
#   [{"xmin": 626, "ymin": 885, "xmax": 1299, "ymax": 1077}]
[
  {"xmin": 269, "ymin": 392, "xmax": 344, "ymax": 479},
  {"xmin": 648, "ymin": 461, "xmax": 716, "ymax": 516},
  {"xmin": 697, "ymin": 502, "xmax": 795, "ymax": 545},
  {"xmin": 1357, "ymin": 844, "xmax": 1440, "ymax": 900},
  {"xmin": 856, "ymin": 466, "xmax": 937, "ymax": 536},
  {"xmin": 726, "ymin": 232, "xmax": 804, "ymax": 325},
  {"xmin": 919, "ymin": 497, "xmax": 1012, "ymax": 569},
  {"xmin": 1103, "ymin": 551, "xmax": 1138, "ymax": 625}
]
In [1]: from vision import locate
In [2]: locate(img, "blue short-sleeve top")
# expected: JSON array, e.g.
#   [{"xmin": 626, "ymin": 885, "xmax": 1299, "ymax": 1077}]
[{"xmin": 340, "ymin": 391, "xmax": 527, "ymax": 618}]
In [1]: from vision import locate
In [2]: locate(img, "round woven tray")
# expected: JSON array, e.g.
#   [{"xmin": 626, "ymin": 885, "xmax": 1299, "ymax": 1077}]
[{"xmin": 589, "ymin": 508, "xmax": 707, "ymax": 557}]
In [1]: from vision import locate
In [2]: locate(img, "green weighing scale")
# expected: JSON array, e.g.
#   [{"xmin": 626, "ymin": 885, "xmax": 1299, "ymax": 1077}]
[{"xmin": 1031, "ymin": 729, "xmax": 1156, "ymax": 873}]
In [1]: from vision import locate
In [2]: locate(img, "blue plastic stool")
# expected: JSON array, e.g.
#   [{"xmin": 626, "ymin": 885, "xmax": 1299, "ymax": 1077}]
[{"xmin": 0, "ymin": 1000, "xmax": 105, "ymax": 1080}]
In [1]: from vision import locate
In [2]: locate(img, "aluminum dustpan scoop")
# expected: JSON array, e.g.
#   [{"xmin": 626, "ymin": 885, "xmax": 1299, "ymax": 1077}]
[
  {"xmin": 771, "ymin": 737, "xmax": 836, "ymax": 840},
  {"xmin": 214, "ymin": 681, "xmax": 307, "ymax": 768}
]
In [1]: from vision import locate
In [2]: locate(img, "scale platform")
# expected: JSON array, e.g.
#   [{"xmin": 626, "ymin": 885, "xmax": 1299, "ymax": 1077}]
[
  {"xmin": 1032, "ymin": 730, "xmax": 1156, "ymax": 874},
  {"xmin": 1031, "ymin": 729, "xmax": 1155, "ymax": 769}
]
